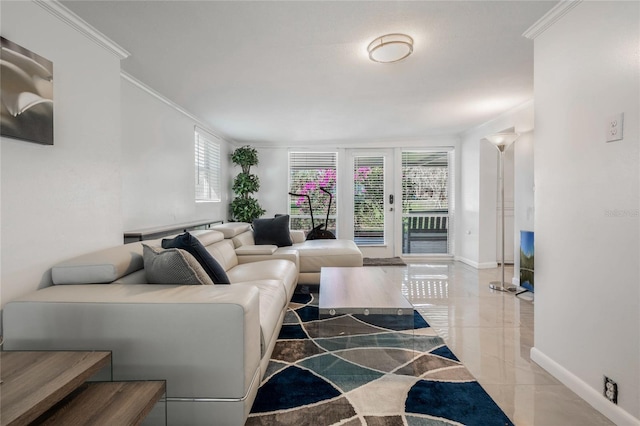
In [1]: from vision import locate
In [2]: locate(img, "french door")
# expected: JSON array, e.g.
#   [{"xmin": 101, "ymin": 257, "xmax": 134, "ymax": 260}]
[
  {"xmin": 344, "ymin": 149, "xmax": 453, "ymax": 258},
  {"xmin": 400, "ymin": 151, "xmax": 451, "ymax": 256},
  {"xmin": 344, "ymin": 149, "xmax": 395, "ymax": 258}
]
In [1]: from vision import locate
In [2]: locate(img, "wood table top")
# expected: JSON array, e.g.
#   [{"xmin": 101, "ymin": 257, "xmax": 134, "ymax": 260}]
[{"xmin": 0, "ymin": 350, "xmax": 111, "ymax": 426}]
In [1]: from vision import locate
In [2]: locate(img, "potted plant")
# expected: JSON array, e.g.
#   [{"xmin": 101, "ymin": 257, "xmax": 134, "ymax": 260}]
[{"xmin": 230, "ymin": 145, "xmax": 265, "ymax": 222}]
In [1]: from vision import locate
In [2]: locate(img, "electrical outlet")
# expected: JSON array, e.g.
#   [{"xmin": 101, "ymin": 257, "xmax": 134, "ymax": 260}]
[
  {"xmin": 606, "ymin": 113, "xmax": 624, "ymax": 143},
  {"xmin": 604, "ymin": 376, "xmax": 618, "ymax": 404}
]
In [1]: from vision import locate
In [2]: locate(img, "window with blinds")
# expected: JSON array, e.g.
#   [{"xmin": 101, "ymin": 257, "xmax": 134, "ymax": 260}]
[
  {"xmin": 194, "ymin": 128, "xmax": 221, "ymax": 202},
  {"xmin": 401, "ymin": 151, "xmax": 450, "ymax": 254},
  {"xmin": 353, "ymin": 155, "xmax": 385, "ymax": 245},
  {"xmin": 288, "ymin": 152, "xmax": 338, "ymax": 232},
  {"xmin": 402, "ymin": 151, "xmax": 448, "ymax": 212}
]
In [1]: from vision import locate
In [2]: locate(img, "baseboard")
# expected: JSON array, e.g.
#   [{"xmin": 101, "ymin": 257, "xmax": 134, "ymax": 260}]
[
  {"xmin": 403, "ymin": 255, "xmax": 453, "ymax": 262},
  {"xmin": 530, "ymin": 347, "xmax": 640, "ymax": 426},
  {"xmin": 454, "ymin": 256, "xmax": 497, "ymax": 269}
]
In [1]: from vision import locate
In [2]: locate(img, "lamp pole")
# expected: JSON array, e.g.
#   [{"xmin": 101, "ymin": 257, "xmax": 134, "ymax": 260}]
[{"xmin": 485, "ymin": 133, "xmax": 519, "ymax": 292}]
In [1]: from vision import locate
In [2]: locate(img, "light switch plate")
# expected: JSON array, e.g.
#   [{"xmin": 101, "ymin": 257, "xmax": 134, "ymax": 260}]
[{"xmin": 606, "ymin": 113, "xmax": 624, "ymax": 143}]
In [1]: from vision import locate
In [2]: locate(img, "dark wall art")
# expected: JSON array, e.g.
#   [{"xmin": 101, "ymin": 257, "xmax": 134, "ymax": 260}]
[{"xmin": 1, "ymin": 37, "xmax": 54, "ymax": 145}]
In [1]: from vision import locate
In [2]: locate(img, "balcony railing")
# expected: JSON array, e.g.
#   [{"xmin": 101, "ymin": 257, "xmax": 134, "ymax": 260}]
[
  {"xmin": 291, "ymin": 213, "xmax": 449, "ymax": 254},
  {"xmin": 402, "ymin": 211, "xmax": 449, "ymax": 254}
]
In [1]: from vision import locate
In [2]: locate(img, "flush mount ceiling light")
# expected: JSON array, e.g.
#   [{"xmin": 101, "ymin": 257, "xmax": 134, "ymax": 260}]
[{"xmin": 367, "ymin": 33, "xmax": 414, "ymax": 63}]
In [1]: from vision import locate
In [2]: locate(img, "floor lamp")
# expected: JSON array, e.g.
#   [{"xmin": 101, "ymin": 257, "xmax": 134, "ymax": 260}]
[{"xmin": 485, "ymin": 132, "xmax": 519, "ymax": 292}]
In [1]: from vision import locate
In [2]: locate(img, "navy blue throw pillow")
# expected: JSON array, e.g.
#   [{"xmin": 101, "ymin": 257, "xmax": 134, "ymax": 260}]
[
  {"xmin": 253, "ymin": 215, "xmax": 293, "ymax": 247},
  {"xmin": 161, "ymin": 232, "xmax": 231, "ymax": 284}
]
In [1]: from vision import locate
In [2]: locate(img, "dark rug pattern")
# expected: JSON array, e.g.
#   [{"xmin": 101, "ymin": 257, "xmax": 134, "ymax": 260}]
[
  {"xmin": 247, "ymin": 293, "xmax": 513, "ymax": 426},
  {"xmin": 363, "ymin": 257, "xmax": 406, "ymax": 267}
]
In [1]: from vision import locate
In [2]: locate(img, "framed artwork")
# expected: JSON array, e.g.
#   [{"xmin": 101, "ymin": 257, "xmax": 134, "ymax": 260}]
[{"xmin": 1, "ymin": 37, "xmax": 54, "ymax": 145}]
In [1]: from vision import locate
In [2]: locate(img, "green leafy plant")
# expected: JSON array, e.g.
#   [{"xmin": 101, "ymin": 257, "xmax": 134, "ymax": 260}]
[
  {"xmin": 231, "ymin": 145, "xmax": 259, "ymax": 174},
  {"xmin": 230, "ymin": 197, "xmax": 264, "ymax": 223},
  {"xmin": 230, "ymin": 145, "xmax": 265, "ymax": 222},
  {"xmin": 232, "ymin": 173, "xmax": 260, "ymax": 195}
]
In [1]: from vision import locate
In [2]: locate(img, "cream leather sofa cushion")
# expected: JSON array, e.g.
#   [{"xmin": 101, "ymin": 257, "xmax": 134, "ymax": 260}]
[
  {"xmin": 189, "ymin": 229, "xmax": 225, "ymax": 245},
  {"xmin": 212, "ymin": 222, "xmax": 252, "ymax": 239},
  {"xmin": 205, "ymin": 239, "xmax": 239, "ymax": 272},
  {"xmin": 232, "ymin": 279, "xmax": 287, "ymax": 357},
  {"xmin": 236, "ymin": 248, "xmax": 300, "ymax": 271},
  {"xmin": 235, "ymin": 245, "xmax": 277, "ymax": 255},
  {"xmin": 290, "ymin": 230, "xmax": 306, "ymax": 244},
  {"xmin": 231, "ymin": 231, "xmax": 255, "ymax": 248},
  {"xmin": 293, "ymin": 239, "xmax": 363, "ymax": 273},
  {"xmin": 227, "ymin": 259, "xmax": 298, "ymax": 301},
  {"xmin": 52, "ymin": 243, "xmax": 144, "ymax": 285}
]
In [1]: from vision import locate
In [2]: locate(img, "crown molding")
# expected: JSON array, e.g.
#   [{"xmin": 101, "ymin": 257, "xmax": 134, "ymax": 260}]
[
  {"xmin": 523, "ymin": 0, "xmax": 583, "ymax": 40},
  {"xmin": 460, "ymin": 99, "xmax": 533, "ymax": 139},
  {"xmin": 120, "ymin": 72, "xmax": 233, "ymax": 144},
  {"xmin": 34, "ymin": 0, "xmax": 130, "ymax": 59}
]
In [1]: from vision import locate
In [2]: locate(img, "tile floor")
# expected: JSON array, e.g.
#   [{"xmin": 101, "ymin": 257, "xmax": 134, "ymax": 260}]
[{"xmin": 382, "ymin": 261, "xmax": 614, "ymax": 426}]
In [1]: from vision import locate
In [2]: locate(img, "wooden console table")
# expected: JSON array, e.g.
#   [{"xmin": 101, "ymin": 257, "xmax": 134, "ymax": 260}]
[{"xmin": 0, "ymin": 351, "xmax": 165, "ymax": 426}]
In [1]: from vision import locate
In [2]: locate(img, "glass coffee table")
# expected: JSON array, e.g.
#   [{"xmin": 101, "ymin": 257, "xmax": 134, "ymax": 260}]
[
  {"xmin": 318, "ymin": 266, "xmax": 415, "ymax": 339},
  {"xmin": 319, "ymin": 266, "xmax": 414, "ymax": 322}
]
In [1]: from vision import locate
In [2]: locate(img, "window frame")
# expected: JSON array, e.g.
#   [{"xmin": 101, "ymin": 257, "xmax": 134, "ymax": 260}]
[
  {"xmin": 288, "ymin": 151, "xmax": 339, "ymax": 232},
  {"xmin": 194, "ymin": 127, "xmax": 221, "ymax": 203}
]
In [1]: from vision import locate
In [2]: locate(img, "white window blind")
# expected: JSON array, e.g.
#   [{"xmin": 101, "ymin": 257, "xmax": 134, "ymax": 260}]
[
  {"xmin": 401, "ymin": 151, "xmax": 451, "ymax": 255},
  {"xmin": 353, "ymin": 155, "xmax": 385, "ymax": 245},
  {"xmin": 195, "ymin": 127, "xmax": 221, "ymax": 202},
  {"xmin": 288, "ymin": 152, "xmax": 338, "ymax": 231},
  {"xmin": 402, "ymin": 151, "xmax": 448, "ymax": 212}
]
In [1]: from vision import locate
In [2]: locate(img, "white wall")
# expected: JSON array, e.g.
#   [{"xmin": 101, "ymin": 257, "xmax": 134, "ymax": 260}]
[
  {"xmin": 457, "ymin": 102, "xmax": 534, "ymax": 269},
  {"xmin": 251, "ymin": 146, "xmax": 289, "ymax": 219},
  {"xmin": 513, "ymin": 121, "xmax": 534, "ymax": 278},
  {"xmin": 457, "ymin": 130, "xmax": 482, "ymax": 266},
  {"xmin": 120, "ymin": 78, "xmax": 232, "ymax": 230},
  {"xmin": 1, "ymin": 1, "xmax": 123, "ymax": 308},
  {"xmin": 531, "ymin": 2, "xmax": 639, "ymax": 423}
]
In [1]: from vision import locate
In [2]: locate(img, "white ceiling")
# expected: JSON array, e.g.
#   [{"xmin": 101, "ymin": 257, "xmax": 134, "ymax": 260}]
[{"xmin": 62, "ymin": 1, "xmax": 552, "ymax": 145}]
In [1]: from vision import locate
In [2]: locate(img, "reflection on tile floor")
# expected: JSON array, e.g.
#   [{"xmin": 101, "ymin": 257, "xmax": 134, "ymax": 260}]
[{"xmin": 380, "ymin": 261, "xmax": 614, "ymax": 426}]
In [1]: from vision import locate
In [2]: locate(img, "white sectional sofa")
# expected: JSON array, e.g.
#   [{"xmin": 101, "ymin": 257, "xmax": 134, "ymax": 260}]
[
  {"xmin": 2, "ymin": 224, "xmax": 363, "ymax": 425},
  {"xmin": 2, "ymin": 229, "xmax": 297, "ymax": 425},
  {"xmin": 213, "ymin": 222, "xmax": 364, "ymax": 284}
]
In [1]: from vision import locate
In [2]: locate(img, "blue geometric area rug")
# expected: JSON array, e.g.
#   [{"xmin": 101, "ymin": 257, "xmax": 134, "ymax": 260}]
[{"xmin": 247, "ymin": 293, "xmax": 513, "ymax": 426}]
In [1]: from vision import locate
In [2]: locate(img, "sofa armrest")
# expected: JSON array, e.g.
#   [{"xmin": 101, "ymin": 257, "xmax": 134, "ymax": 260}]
[
  {"xmin": 236, "ymin": 248, "xmax": 300, "ymax": 271},
  {"xmin": 236, "ymin": 245, "xmax": 277, "ymax": 255},
  {"xmin": 2, "ymin": 284, "xmax": 261, "ymax": 401}
]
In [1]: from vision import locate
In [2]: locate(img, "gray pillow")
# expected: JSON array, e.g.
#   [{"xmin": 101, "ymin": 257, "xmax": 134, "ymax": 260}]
[
  {"xmin": 142, "ymin": 244, "xmax": 214, "ymax": 285},
  {"xmin": 161, "ymin": 232, "xmax": 231, "ymax": 284}
]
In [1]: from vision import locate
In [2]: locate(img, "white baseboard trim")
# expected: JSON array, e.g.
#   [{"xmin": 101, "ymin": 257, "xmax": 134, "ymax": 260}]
[
  {"xmin": 454, "ymin": 256, "xmax": 497, "ymax": 269},
  {"xmin": 530, "ymin": 347, "xmax": 640, "ymax": 426}
]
